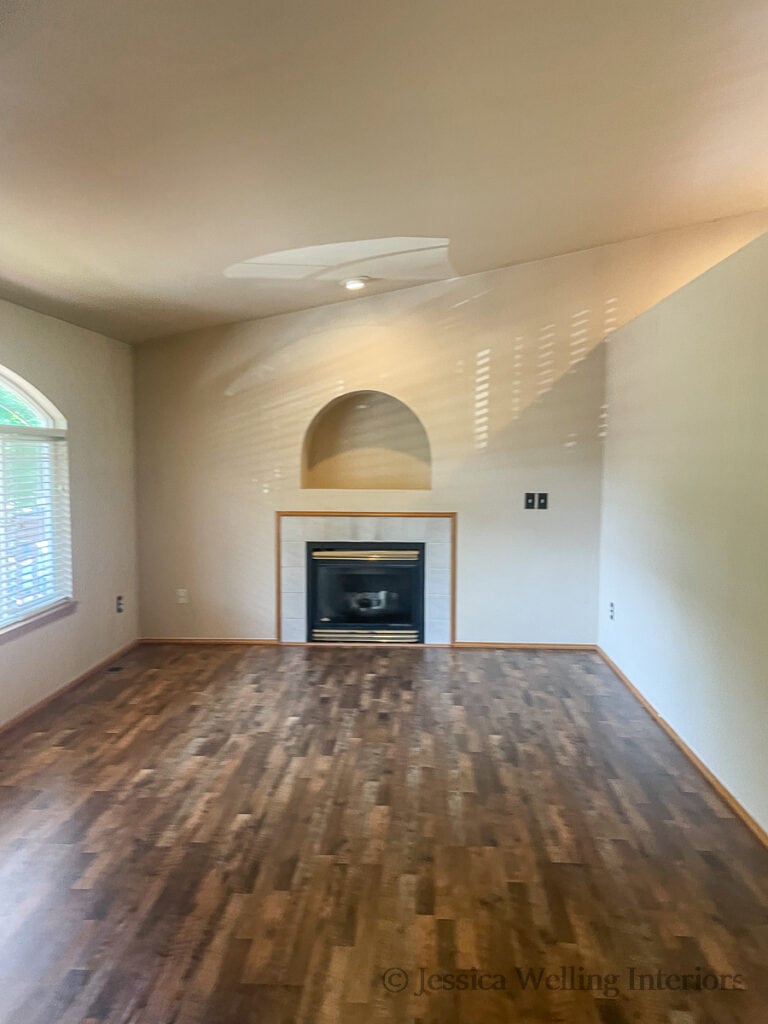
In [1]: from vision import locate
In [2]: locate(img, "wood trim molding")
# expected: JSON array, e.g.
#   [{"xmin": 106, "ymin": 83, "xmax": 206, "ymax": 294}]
[
  {"xmin": 277, "ymin": 511, "xmax": 457, "ymax": 517},
  {"xmin": 275, "ymin": 511, "xmax": 458, "ymax": 645},
  {"xmin": 140, "ymin": 638, "xmax": 586, "ymax": 651},
  {"xmin": 450, "ymin": 514, "xmax": 457, "ymax": 645},
  {"xmin": 596, "ymin": 646, "xmax": 768, "ymax": 852},
  {"xmin": 0, "ymin": 598, "xmax": 78, "ymax": 644},
  {"xmin": 140, "ymin": 638, "xmax": 277, "ymax": 645},
  {"xmin": 275, "ymin": 509, "xmax": 283, "ymax": 641},
  {"xmin": 0, "ymin": 639, "xmax": 140, "ymax": 737},
  {"xmin": 453, "ymin": 642, "xmax": 597, "ymax": 650}
]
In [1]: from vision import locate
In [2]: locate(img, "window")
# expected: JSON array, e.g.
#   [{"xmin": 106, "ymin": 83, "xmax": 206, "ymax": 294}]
[{"xmin": 0, "ymin": 367, "xmax": 72, "ymax": 631}]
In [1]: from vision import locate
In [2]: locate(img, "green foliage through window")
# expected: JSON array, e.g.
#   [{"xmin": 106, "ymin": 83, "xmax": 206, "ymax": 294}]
[{"xmin": 0, "ymin": 381, "xmax": 47, "ymax": 427}]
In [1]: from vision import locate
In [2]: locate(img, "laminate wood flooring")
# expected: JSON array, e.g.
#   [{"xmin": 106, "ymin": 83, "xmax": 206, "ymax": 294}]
[{"xmin": 0, "ymin": 644, "xmax": 766, "ymax": 1024}]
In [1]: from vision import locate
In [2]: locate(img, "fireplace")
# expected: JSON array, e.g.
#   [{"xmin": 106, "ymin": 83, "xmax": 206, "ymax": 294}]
[{"xmin": 307, "ymin": 542, "xmax": 425, "ymax": 642}]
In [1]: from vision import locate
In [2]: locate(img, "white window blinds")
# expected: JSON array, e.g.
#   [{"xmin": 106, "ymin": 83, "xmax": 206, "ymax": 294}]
[{"xmin": 0, "ymin": 371, "xmax": 72, "ymax": 631}]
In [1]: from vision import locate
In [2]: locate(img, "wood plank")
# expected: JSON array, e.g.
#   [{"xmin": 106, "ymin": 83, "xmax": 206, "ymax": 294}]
[{"xmin": 0, "ymin": 643, "xmax": 765, "ymax": 1022}]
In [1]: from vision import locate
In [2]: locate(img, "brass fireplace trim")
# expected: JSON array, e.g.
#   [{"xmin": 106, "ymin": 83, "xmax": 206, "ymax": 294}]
[
  {"xmin": 275, "ymin": 511, "xmax": 457, "ymax": 645},
  {"xmin": 311, "ymin": 628, "xmax": 419, "ymax": 643},
  {"xmin": 310, "ymin": 549, "xmax": 420, "ymax": 561}
]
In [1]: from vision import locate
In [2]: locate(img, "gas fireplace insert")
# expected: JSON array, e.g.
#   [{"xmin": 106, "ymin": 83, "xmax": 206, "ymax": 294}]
[{"xmin": 307, "ymin": 542, "xmax": 425, "ymax": 643}]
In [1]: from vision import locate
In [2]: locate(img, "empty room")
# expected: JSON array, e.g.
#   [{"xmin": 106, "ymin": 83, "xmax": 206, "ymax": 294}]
[{"xmin": 1, "ymin": 2, "xmax": 767, "ymax": 1022}]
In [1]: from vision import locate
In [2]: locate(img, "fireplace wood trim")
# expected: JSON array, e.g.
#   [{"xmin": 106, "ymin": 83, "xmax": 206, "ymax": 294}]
[{"xmin": 275, "ymin": 511, "xmax": 457, "ymax": 645}]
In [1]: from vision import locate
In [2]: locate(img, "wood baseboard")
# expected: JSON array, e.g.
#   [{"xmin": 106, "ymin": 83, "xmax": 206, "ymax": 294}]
[
  {"xmin": 596, "ymin": 646, "xmax": 768, "ymax": 852},
  {"xmin": 142, "ymin": 638, "xmax": 595, "ymax": 650},
  {"xmin": 453, "ymin": 642, "xmax": 597, "ymax": 650},
  {"xmin": 0, "ymin": 639, "xmax": 140, "ymax": 737},
  {"xmin": 139, "ymin": 637, "xmax": 278, "ymax": 645}
]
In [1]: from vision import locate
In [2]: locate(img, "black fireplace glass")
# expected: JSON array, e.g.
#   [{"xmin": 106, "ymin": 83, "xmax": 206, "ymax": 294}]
[{"xmin": 307, "ymin": 542, "xmax": 425, "ymax": 642}]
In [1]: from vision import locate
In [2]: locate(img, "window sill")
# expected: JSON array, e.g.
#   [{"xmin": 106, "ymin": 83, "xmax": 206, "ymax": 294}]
[{"xmin": 0, "ymin": 598, "xmax": 78, "ymax": 644}]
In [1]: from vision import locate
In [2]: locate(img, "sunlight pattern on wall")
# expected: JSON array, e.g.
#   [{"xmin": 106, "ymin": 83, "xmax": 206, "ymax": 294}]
[
  {"xmin": 536, "ymin": 324, "xmax": 557, "ymax": 396},
  {"xmin": 568, "ymin": 308, "xmax": 591, "ymax": 369},
  {"xmin": 207, "ymin": 275, "xmax": 626, "ymax": 509},
  {"xmin": 598, "ymin": 402, "xmax": 609, "ymax": 441},
  {"xmin": 511, "ymin": 336, "xmax": 524, "ymax": 419},
  {"xmin": 603, "ymin": 296, "xmax": 619, "ymax": 335},
  {"xmin": 226, "ymin": 373, "xmax": 337, "ymax": 496},
  {"xmin": 473, "ymin": 349, "xmax": 491, "ymax": 451}
]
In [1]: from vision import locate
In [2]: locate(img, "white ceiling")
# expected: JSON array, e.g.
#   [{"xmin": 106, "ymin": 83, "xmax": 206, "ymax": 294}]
[{"xmin": 1, "ymin": 0, "xmax": 766, "ymax": 343}]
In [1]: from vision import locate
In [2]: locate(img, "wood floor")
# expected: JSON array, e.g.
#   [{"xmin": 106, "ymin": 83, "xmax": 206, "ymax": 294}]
[{"xmin": 0, "ymin": 645, "xmax": 766, "ymax": 1024}]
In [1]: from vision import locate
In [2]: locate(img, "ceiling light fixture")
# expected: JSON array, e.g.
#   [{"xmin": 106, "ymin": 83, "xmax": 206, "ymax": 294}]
[{"xmin": 342, "ymin": 276, "xmax": 370, "ymax": 291}]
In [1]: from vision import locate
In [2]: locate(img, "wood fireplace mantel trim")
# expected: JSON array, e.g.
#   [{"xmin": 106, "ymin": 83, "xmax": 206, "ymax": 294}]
[{"xmin": 275, "ymin": 511, "xmax": 457, "ymax": 645}]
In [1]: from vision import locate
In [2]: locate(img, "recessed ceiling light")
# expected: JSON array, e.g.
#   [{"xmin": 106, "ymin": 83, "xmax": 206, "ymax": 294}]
[{"xmin": 342, "ymin": 277, "xmax": 370, "ymax": 291}]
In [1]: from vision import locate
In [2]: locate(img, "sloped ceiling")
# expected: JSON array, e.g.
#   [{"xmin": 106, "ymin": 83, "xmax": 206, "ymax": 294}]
[{"xmin": 0, "ymin": 0, "xmax": 766, "ymax": 342}]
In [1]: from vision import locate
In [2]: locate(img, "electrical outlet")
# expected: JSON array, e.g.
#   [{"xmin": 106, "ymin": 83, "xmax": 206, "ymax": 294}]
[
  {"xmin": 537, "ymin": 492, "xmax": 548, "ymax": 509},
  {"xmin": 525, "ymin": 492, "xmax": 536, "ymax": 509},
  {"xmin": 176, "ymin": 588, "xmax": 189, "ymax": 605},
  {"xmin": 609, "ymin": 601, "xmax": 615, "ymax": 621},
  {"xmin": 116, "ymin": 595, "xmax": 124, "ymax": 613}
]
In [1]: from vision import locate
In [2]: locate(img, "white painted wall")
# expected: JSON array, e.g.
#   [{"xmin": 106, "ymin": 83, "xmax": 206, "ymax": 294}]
[
  {"xmin": 599, "ymin": 232, "xmax": 768, "ymax": 834},
  {"xmin": 135, "ymin": 213, "xmax": 768, "ymax": 645},
  {"xmin": 0, "ymin": 300, "xmax": 137, "ymax": 726}
]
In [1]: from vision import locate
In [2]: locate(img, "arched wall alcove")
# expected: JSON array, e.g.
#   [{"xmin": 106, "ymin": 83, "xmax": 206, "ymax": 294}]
[{"xmin": 302, "ymin": 390, "xmax": 432, "ymax": 489}]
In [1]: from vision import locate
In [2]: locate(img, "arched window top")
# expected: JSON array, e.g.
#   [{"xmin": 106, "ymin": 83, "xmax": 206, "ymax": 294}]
[
  {"xmin": 0, "ymin": 367, "xmax": 66, "ymax": 431},
  {"xmin": 0, "ymin": 364, "xmax": 71, "ymax": 633}
]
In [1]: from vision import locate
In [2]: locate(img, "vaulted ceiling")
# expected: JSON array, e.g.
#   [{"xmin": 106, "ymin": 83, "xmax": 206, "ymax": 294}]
[{"xmin": 1, "ymin": 0, "xmax": 766, "ymax": 342}]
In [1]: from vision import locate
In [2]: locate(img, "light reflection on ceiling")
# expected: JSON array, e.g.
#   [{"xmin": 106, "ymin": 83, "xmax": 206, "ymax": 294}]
[{"xmin": 223, "ymin": 237, "xmax": 456, "ymax": 286}]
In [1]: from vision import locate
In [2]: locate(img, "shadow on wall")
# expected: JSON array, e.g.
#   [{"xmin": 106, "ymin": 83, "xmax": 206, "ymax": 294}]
[
  {"xmin": 443, "ymin": 341, "xmax": 608, "ymax": 494},
  {"xmin": 199, "ymin": 276, "xmax": 618, "ymax": 497},
  {"xmin": 492, "ymin": 341, "xmax": 607, "ymax": 468},
  {"xmin": 302, "ymin": 389, "xmax": 432, "ymax": 489}
]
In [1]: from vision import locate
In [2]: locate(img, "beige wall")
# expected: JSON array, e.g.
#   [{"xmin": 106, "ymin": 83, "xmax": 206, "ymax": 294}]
[
  {"xmin": 0, "ymin": 300, "xmax": 137, "ymax": 726},
  {"xmin": 135, "ymin": 212, "xmax": 768, "ymax": 643},
  {"xmin": 303, "ymin": 390, "xmax": 432, "ymax": 490},
  {"xmin": 599, "ymin": 232, "xmax": 768, "ymax": 834}
]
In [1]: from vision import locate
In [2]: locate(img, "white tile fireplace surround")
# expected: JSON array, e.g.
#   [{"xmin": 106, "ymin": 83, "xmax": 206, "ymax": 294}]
[{"xmin": 278, "ymin": 513, "xmax": 454, "ymax": 644}]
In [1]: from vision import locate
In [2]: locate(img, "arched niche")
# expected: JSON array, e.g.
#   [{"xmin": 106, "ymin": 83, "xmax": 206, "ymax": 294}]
[{"xmin": 302, "ymin": 390, "xmax": 432, "ymax": 490}]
